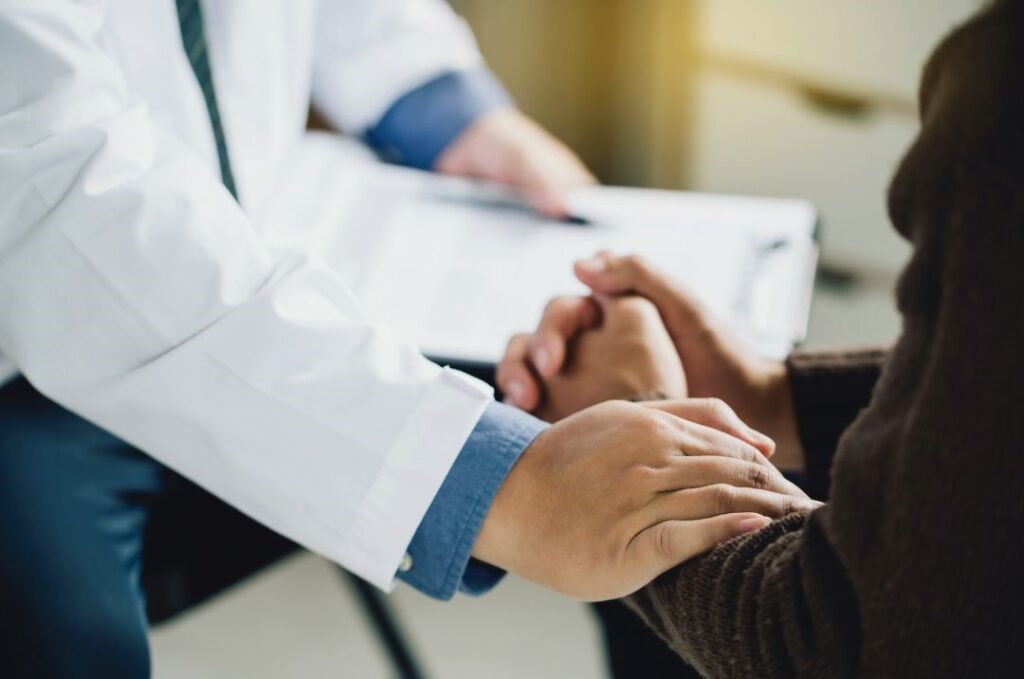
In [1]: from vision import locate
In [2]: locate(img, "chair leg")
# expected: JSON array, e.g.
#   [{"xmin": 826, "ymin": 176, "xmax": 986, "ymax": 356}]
[{"xmin": 338, "ymin": 567, "xmax": 428, "ymax": 679}]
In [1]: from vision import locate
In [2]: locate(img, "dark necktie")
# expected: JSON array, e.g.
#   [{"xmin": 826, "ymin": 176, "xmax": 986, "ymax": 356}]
[{"xmin": 175, "ymin": 0, "xmax": 238, "ymax": 199}]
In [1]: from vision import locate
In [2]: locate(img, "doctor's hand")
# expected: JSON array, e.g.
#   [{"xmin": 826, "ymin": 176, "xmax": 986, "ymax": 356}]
[
  {"xmin": 435, "ymin": 107, "xmax": 596, "ymax": 218},
  {"xmin": 504, "ymin": 251, "xmax": 806, "ymax": 471},
  {"xmin": 472, "ymin": 400, "xmax": 816, "ymax": 602},
  {"xmin": 498, "ymin": 295, "xmax": 688, "ymax": 422}
]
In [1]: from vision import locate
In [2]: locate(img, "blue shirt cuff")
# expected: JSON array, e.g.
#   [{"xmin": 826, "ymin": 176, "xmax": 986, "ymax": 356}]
[
  {"xmin": 396, "ymin": 401, "xmax": 546, "ymax": 600},
  {"xmin": 366, "ymin": 68, "xmax": 512, "ymax": 170}
]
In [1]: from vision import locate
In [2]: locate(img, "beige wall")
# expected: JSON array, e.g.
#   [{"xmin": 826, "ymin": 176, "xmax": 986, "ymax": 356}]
[{"xmin": 450, "ymin": 0, "xmax": 695, "ymax": 188}]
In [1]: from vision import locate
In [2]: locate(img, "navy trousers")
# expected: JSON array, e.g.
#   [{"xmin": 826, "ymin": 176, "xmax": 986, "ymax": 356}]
[
  {"xmin": 0, "ymin": 378, "xmax": 300, "ymax": 679},
  {"xmin": 0, "ymin": 378, "xmax": 164, "ymax": 677}
]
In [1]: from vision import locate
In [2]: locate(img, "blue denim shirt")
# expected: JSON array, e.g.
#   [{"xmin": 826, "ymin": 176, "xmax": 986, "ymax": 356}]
[{"xmin": 366, "ymin": 69, "xmax": 546, "ymax": 600}]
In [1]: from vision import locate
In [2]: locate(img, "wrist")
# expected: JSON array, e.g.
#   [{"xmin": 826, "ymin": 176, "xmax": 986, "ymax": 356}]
[
  {"xmin": 435, "ymin": 106, "xmax": 520, "ymax": 179},
  {"xmin": 750, "ymin": 361, "xmax": 805, "ymax": 472},
  {"xmin": 471, "ymin": 427, "xmax": 541, "ymax": 571}
]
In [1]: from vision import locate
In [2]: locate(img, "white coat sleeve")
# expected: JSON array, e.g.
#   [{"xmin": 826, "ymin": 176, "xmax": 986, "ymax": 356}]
[
  {"xmin": 311, "ymin": 0, "xmax": 487, "ymax": 134},
  {"xmin": 0, "ymin": 0, "xmax": 492, "ymax": 591}
]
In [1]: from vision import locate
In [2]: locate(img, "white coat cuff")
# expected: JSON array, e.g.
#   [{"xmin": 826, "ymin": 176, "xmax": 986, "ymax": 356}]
[{"xmin": 344, "ymin": 366, "xmax": 492, "ymax": 590}]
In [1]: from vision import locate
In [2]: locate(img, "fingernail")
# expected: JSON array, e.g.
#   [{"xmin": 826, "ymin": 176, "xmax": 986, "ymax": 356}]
[
  {"xmin": 505, "ymin": 381, "xmax": 525, "ymax": 405},
  {"xmin": 534, "ymin": 347, "xmax": 552, "ymax": 375},
  {"xmin": 737, "ymin": 516, "xmax": 771, "ymax": 534},
  {"xmin": 795, "ymin": 500, "xmax": 824, "ymax": 512},
  {"xmin": 576, "ymin": 257, "xmax": 606, "ymax": 274}
]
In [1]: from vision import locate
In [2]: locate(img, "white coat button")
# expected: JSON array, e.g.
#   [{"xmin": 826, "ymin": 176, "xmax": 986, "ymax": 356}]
[{"xmin": 398, "ymin": 553, "xmax": 414, "ymax": 572}]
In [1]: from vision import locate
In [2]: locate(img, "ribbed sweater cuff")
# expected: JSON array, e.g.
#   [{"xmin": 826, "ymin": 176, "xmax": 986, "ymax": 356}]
[{"xmin": 786, "ymin": 349, "xmax": 887, "ymax": 499}]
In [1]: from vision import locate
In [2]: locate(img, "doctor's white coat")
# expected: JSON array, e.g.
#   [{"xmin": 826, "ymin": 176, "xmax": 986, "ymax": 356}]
[{"xmin": 0, "ymin": 0, "xmax": 496, "ymax": 591}]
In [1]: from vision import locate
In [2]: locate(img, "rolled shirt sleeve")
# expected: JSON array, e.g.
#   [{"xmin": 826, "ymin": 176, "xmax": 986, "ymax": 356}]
[
  {"xmin": 397, "ymin": 401, "xmax": 546, "ymax": 599},
  {"xmin": 366, "ymin": 68, "xmax": 512, "ymax": 170},
  {"xmin": 311, "ymin": 0, "xmax": 500, "ymax": 136}
]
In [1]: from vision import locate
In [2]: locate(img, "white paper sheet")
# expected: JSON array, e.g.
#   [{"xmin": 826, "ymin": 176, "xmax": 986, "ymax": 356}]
[{"xmin": 254, "ymin": 133, "xmax": 818, "ymax": 364}]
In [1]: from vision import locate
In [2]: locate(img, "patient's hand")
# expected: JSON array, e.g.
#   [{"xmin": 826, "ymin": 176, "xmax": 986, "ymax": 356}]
[
  {"xmin": 498, "ymin": 295, "xmax": 687, "ymax": 422},
  {"xmin": 500, "ymin": 252, "xmax": 805, "ymax": 471}
]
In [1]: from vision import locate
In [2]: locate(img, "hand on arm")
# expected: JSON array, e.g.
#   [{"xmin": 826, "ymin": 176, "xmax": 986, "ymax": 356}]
[
  {"xmin": 472, "ymin": 399, "xmax": 816, "ymax": 602},
  {"xmin": 499, "ymin": 251, "xmax": 806, "ymax": 472}
]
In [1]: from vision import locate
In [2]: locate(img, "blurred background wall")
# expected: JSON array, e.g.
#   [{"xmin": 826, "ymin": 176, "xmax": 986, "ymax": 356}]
[{"xmin": 450, "ymin": 0, "xmax": 983, "ymax": 280}]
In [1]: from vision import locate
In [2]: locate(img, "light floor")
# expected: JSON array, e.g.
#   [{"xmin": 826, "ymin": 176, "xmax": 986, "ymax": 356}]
[
  {"xmin": 151, "ymin": 553, "xmax": 607, "ymax": 678},
  {"xmin": 151, "ymin": 281, "xmax": 900, "ymax": 678}
]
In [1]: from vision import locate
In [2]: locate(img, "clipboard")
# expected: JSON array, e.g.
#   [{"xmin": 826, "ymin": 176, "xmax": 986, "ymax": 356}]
[{"xmin": 254, "ymin": 133, "xmax": 819, "ymax": 365}]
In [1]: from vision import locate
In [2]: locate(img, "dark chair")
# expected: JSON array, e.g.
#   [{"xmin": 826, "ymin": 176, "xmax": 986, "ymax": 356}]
[{"xmin": 142, "ymin": 465, "xmax": 428, "ymax": 679}]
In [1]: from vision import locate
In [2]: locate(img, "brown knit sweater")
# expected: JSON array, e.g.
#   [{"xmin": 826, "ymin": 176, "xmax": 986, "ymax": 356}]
[{"xmin": 627, "ymin": 3, "xmax": 1024, "ymax": 677}]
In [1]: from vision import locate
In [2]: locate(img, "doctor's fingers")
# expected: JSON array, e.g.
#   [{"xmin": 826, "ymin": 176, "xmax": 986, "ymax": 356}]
[
  {"xmin": 640, "ymin": 485, "xmax": 821, "ymax": 527},
  {"xmin": 644, "ymin": 398, "xmax": 776, "ymax": 458},
  {"xmin": 528, "ymin": 295, "xmax": 601, "ymax": 378},
  {"xmin": 626, "ymin": 486, "xmax": 822, "ymax": 574},
  {"xmin": 655, "ymin": 455, "xmax": 807, "ymax": 499},
  {"xmin": 627, "ymin": 514, "xmax": 772, "ymax": 577},
  {"xmin": 670, "ymin": 424, "xmax": 805, "ymax": 498}
]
